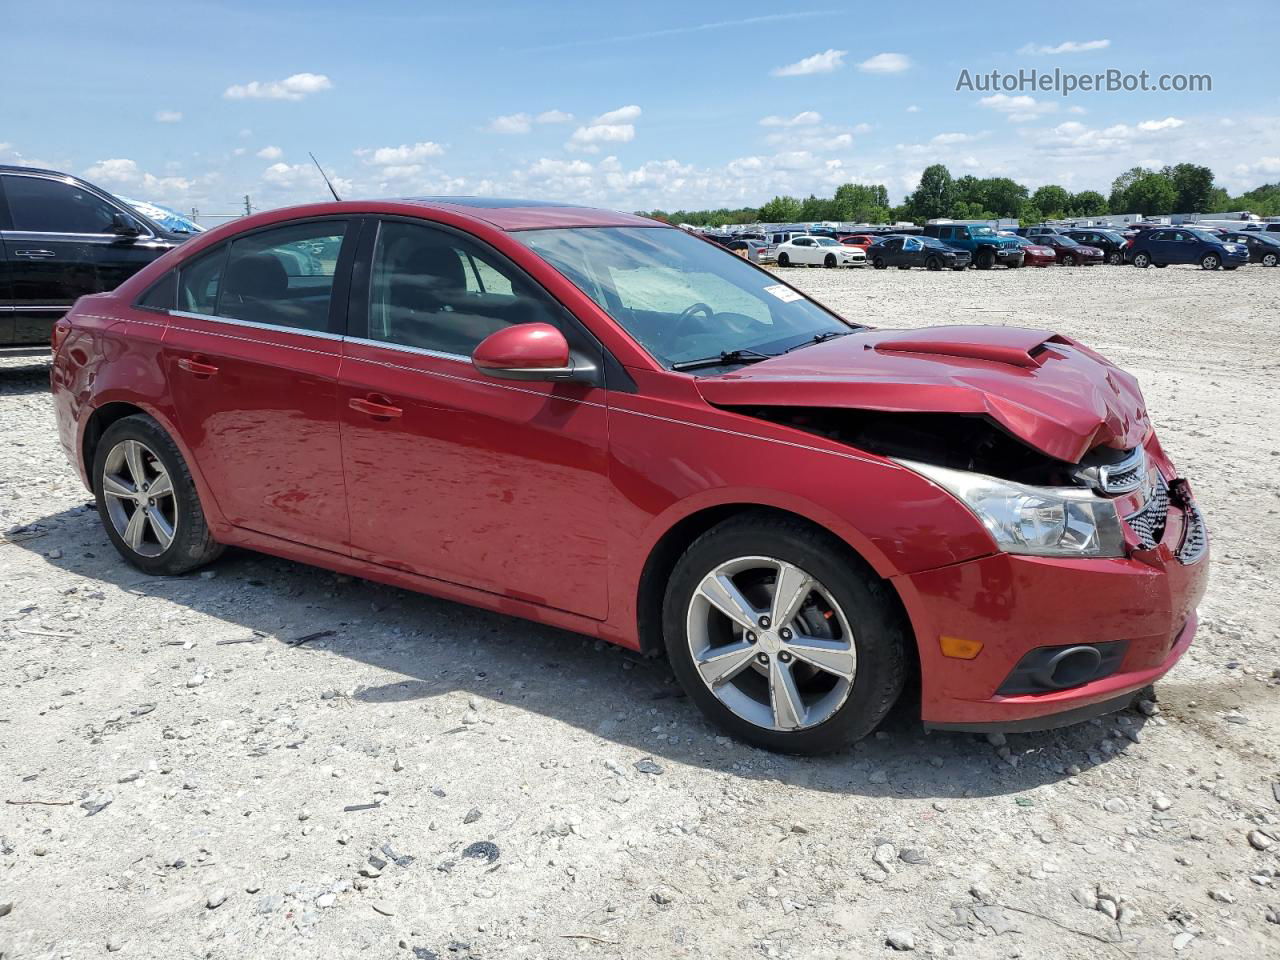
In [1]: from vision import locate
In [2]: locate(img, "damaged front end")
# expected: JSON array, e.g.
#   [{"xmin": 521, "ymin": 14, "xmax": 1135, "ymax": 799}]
[{"xmin": 695, "ymin": 325, "xmax": 1204, "ymax": 565}]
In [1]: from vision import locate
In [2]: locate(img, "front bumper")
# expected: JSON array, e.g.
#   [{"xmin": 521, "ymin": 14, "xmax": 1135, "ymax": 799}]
[{"xmin": 893, "ymin": 483, "xmax": 1209, "ymax": 732}]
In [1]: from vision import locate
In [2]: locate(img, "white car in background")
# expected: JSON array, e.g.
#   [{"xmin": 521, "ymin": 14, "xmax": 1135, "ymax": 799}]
[{"xmin": 775, "ymin": 235, "xmax": 866, "ymax": 268}]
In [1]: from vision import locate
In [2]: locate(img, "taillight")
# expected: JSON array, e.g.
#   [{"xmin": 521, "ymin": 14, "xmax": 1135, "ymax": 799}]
[{"xmin": 52, "ymin": 317, "xmax": 72, "ymax": 353}]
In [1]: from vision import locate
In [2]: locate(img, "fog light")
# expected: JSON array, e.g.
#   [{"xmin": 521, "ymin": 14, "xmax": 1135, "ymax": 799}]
[{"xmin": 940, "ymin": 635, "xmax": 983, "ymax": 660}]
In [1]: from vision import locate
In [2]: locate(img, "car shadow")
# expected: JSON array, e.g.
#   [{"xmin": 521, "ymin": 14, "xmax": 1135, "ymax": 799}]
[
  {"xmin": 13, "ymin": 504, "xmax": 1149, "ymax": 799},
  {"xmin": 0, "ymin": 357, "xmax": 52, "ymax": 396}
]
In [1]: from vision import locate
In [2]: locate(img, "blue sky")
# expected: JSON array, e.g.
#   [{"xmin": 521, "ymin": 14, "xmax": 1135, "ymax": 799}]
[{"xmin": 3, "ymin": 1, "xmax": 1277, "ymax": 215}]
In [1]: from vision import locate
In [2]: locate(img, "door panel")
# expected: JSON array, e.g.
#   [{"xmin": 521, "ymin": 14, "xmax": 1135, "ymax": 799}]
[
  {"xmin": 339, "ymin": 344, "xmax": 612, "ymax": 619},
  {"xmin": 162, "ymin": 219, "xmax": 354, "ymax": 551},
  {"xmin": 164, "ymin": 317, "xmax": 349, "ymax": 549},
  {"xmin": 337, "ymin": 216, "xmax": 613, "ymax": 620},
  {"xmin": 0, "ymin": 241, "xmax": 13, "ymax": 345}
]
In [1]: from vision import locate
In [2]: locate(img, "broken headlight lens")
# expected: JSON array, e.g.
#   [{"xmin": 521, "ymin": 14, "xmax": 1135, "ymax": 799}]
[{"xmin": 896, "ymin": 460, "xmax": 1126, "ymax": 558}]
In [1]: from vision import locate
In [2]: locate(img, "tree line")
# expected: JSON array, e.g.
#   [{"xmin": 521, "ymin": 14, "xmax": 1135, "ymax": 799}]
[{"xmin": 637, "ymin": 164, "xmax": 1280, "ymax": 227}]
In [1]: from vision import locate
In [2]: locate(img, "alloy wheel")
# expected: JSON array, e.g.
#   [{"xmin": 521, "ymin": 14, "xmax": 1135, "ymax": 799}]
[
  {"xmin": 1264, "ymin": 254, "xmax": 1277, "ymax": 267},
  {"xmin": 685, "ymin": 556, "xmax": 856, "ymax": 732},
  {"xmin": 1201, "ymin": 254, "xmax": 1219, "ymax": 270},
  {"xmin": 101, "ymin": 439, "xmax": 177, "ymax": 558}
]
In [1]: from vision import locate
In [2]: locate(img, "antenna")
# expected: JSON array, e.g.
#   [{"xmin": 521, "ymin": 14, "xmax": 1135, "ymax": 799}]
[{"xmin": 309, "ymin": 152, "xmax": 342, "ymax": 202}]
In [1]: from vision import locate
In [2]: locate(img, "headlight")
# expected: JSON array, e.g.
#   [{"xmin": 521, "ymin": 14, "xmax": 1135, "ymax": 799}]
[{"xmin": 895, "ymin": 459, "xmax": 1126, "ymax": 558}]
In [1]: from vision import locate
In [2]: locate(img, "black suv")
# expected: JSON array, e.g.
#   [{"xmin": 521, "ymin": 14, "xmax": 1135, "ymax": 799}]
[
  {"xmin": 1063, "ymin": 228, "xmax": 1128, "ymax": 265},
  {"xmin": 0, "ymin": 165, "xmax": 191, "ymax": 354}
]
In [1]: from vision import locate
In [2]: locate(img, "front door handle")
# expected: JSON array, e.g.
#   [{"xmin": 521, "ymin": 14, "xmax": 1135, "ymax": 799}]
[
  {"xmin": 177, "ymin": 356, "xmax": 219, "ymax": 378},
  {"xmin": 14, "ymin": 249, "xmax": 56, "ymax": 259},
  {"xmin": 348, "ymin": 395, "xmax": 403, "ymax": 420}
]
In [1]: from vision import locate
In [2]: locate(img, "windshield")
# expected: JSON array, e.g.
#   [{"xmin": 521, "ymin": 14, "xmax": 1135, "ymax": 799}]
[
  {"xmin": 970, "ymin": 226, "xmax": 996, "ymax": 237},
  {"xmin": 518, "ymin": 226, "xmax": 856, "ymax": 369},
  {"xmin": 1188, "ymin": 229, "xmax": 1219, "ymax": 243},
  {"xmin": 814, "ymin": 237, "xmax": 840, "ymax": 246},
  {"xmin": 1055, "ymin": 235, "xmax": 1080, "ymax": 246}
]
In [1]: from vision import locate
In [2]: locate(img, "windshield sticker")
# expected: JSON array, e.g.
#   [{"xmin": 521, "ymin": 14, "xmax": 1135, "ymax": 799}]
[{"xmin": 763, "ymin": 284, "xmax": 803, "ymax": 303}]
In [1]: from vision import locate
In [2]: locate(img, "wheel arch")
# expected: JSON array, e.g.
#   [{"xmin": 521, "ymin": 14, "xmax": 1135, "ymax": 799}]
[
  {"xmin": 634, "ymin": 502, "xmax": 916, "ymax": 674},
  {"xmin": 80, "ymin": 397, "xmax": 228, "ymax": 532}
]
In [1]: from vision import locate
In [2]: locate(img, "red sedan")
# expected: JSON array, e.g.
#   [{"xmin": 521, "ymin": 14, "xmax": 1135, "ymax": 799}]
[
  {"xmin": 838, "ymin": 234, "xmax": 880, "ymax": 249},
  {"xmin": 50, "ymin": 198, "xmax": 1208, "ymax": 753},
  {"xmin": 1011, "ymin": 237, "xmax": 1057, "ymax": 267}
]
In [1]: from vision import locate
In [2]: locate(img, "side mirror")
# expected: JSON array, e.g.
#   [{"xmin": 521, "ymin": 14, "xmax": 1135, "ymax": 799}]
[
  {"xmin": 110, "ymin": 212, "xmax": 142, "ymax": 237},
  {"xmin": 471, "ymin": 323, "xmax": 594, "ymax": 382}
]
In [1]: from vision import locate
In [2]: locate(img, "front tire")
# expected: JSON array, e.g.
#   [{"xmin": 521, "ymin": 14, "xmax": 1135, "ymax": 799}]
[
  {"xmin": 1061, "ymin": 254, "xmax": 1075, "ymax": 267},
  {"xmin": 93, "ymin": 414, "xmax": 223, "ymax": 575},
  {"xmin": 975, "ymin": 249, "xmax": 995, "ymax": 270},
  {"xmin": 872, "ymin": 256, "xmax": 887, "ymax": 270},
  {"xmin": 925, "ymin": 256, "xmax": 942, "ymax": 271},
  {"xmin": 662, "ymin": 513, "xmax": 907, "ymax": 754},
  {"xmin": 824, "ymin": 254, "xmax": 837, "ymax": 268},
  {"xmin": 1201, "ymin": 253, "xmax": 1220, "ymax": 270}
]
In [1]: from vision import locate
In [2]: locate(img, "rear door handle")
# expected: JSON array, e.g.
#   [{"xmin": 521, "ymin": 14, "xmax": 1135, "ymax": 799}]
[
  {"xmin": 177, "ymin": 357, "xmax": 219, "ymax": 378},
  {"xmin": 14, "ymin": 249, "xmax": 56, "ymax": 259},
  {"xmin": 348, "ymin": 395, "xmax": 403, "ymax": 420}
]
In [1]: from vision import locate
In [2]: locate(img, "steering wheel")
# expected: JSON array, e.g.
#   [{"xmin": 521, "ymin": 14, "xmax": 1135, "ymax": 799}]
[{"xmin": 672, "ymin": 301, "xmax": 716, "ymax": 340}]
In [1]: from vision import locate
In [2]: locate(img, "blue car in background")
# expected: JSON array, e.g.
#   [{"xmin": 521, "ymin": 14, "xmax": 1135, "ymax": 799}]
[
  {"xmin": 119, "ymin": 197, "xmax": 204, "ymax": 235},
  {"xmin": 1127, "ymin": 227, "xmax": 1249, "ymax": 271}
]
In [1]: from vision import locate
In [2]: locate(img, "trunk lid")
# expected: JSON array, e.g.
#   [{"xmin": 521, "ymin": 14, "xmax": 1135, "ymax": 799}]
[{"xmin": 695, "ymin": 326, "xmax": 1149, "ymax": 463}]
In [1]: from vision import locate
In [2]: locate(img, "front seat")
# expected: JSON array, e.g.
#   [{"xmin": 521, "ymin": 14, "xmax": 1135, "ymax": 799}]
[
  {"xmin": 386, "ymin": 242, "xmax": 509, "ymax": 352},
  {"xmin": 221, "ymin": 253, "xmax": 290, "ymax": 324}
]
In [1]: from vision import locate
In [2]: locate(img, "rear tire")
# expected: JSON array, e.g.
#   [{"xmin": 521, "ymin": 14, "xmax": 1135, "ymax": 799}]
[
  {"xmin": 92, "ymin": 414, "xmax": 223, "ymax": 576},
  {"xmin": 777, "ymin": 252, "xmax": 790, "ymax": 268},
  {"xmin": 662, "ymin": 513, "xmax": 907, "ymax": 754},
  {"xmin": 872, "ymin": 256, "xmax": 887, "ymax": 270},
  {"xmin": 1132, "ymin": 252, "xmax": 1151, "ymax": 268}
]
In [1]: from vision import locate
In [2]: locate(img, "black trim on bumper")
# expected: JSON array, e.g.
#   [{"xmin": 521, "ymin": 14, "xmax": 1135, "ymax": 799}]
[{"xmin": 924, "ymin": 689, "xmax": 1140, "ymax": 735}]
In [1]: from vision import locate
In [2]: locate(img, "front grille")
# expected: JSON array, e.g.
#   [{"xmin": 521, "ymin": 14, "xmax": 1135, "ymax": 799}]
[
  {"xmin": 1124, "ymin": 473, "xmax": 1169, "ymax": 549},
  {"xmin": 1177, "ymin": 500, "xmax": 1208, "ymax": 564}
]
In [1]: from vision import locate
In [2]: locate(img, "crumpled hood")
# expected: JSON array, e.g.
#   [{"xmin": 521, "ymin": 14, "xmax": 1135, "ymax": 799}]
[{"xmin": 695, "ymin": 326, "xmax": 1150, "ymax": 463}]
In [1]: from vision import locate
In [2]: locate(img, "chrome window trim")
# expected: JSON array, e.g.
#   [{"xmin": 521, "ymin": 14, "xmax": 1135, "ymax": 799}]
[
  {"xmin": 344, "ymin": 336, "xmax": 468, "ymax": 364},
  {"xmin": 168, "ymin": 309, "xmax": 345, "ymax": 342},
  {"xmin": 0, "ymin": 304, "xmax": 70, "ymax": 312},
  {"xmin": 0, "ymin": 171, "xmax": 157, "ymax": 240}
]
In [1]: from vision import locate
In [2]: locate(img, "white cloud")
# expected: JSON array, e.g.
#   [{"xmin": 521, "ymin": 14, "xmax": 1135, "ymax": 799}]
[
  {"xmin": 978, "ymin": 93, "xmax": 1057, "ymax": 122},
  {"xmin": 490, "ymin": 113, "xmax": 532, "ymax": 134},
  {"xmin": 760, "ymin": 111, "xmax": 822, "ymax": 127},
  {"xmin": 567, "ymin": 106, "xmax": 642, "ymax": 153},
  {"xmin": 1020, "ymin": 39, "xmax": 1110, "ymax": 55},
  {"xmin": 1068, "ymin": 105, "xmax": 1087, "ymax": 115},
  {"xmin": 528, "ymin": 157, "xmax": 594, "ymax": 178},
  {"xmin": 931, "ymin": 132, "xmax": 983, "ymax": 145},
  {"xmin": 257, "ymin": 145, "xmax": 283, "ymax": 160},
  {"xmin": 356, "ymin": 141, "xmax": 446, "ymax": 165},
  {"xmin": 82, "ymin": 158, "xmax": 193, "ymax": 200},
  {"xmin": 906, "ymin": 105, "xmax": 921, "ymax": 113},
  {"xmin": 223, "ymin": 72, "xmax": 333, "ymax": 101},
  {"xmin": 1137, "ymin": 117, "xmax": 1184, "ymax": 132},
  {"xmin": 592, "ymin": 104, "xmax": 641, "ymax": 125},
  {"xmin": 261, "ymin": 161, "xmax": 352, "ymax": 195},
  {"xmin": 84, "ymin": 158, "xmax": 139, "ymax": 183},
  {"xmin": 858, "ymin": 52, "xmax": 911, "ymax": 74},
  {"xmin": 535, "ymin": 109, "xmax": 574, "ymax": 124},
  {"xmin": 233, "ymin": 147, "xmax": 247, "ymax": 156},
  {"xmin": 772, "ymin": 49, "xmax": 846, "ymax": 77},
  {"xmin": 154, "ymin": 110, "xmax": 183, "ymax": 123}
]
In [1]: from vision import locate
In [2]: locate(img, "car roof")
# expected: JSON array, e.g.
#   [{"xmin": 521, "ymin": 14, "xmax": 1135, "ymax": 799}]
[{"xmin": 395, "ymin": 197, "xmax": 659, "ymax": 231}]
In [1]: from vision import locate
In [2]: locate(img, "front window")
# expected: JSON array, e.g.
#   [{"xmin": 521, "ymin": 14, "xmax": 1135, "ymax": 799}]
[
  {"xmin": 969, "ymin": 226, "xmax": 996, "ymax": 237},
  {"xmin": 4, "ymin": 174, "xmax": 123, "ymax": 234},
  {"xmin": 518, "ymin": 226, "xmax": 856, "ymax": 369},
  {"xmin": 814, "ymin": 237, "xmax": 840, "ymax": 247}
]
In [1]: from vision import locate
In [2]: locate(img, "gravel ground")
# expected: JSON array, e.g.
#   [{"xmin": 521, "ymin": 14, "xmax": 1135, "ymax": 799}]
[{"xmin": 1, "ymin": 263, "xmax": 1278, "ymax": 959}]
